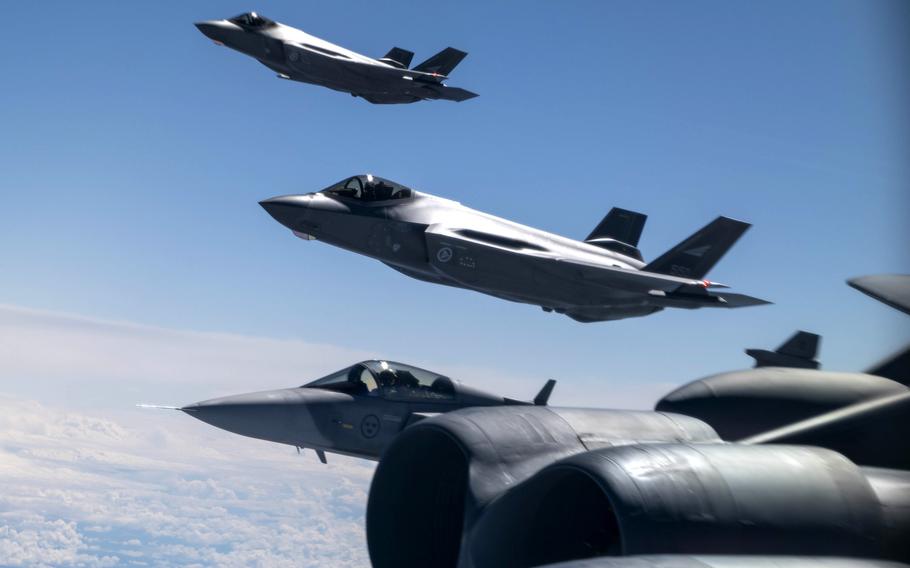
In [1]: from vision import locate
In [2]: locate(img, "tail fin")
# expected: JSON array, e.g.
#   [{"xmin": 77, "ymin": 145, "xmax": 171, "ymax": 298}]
[
  {"xmin": 412, "ymin": 47, "xmax": 468, "ymax": 76},
  {"xmin": 746, "ymin": 331, "xmax": 821, "ymax": 369},
  {"xmin": 533, "ymin": 380, "xmax": 556, "ymax": 406},
  {"xmin": 379, "ymin": 47, "xmax": 414, "ymax": 69},
  {"xmin": 585, "ymin": 208, "xmax": 647, "ymax": 246},
  {"xmin": 644, "ymin": 216, "xmax": 750, "ymax": 280},
  {"xmin": 584, "ymin": 207, "xmax": 647, "ymax": 261}
]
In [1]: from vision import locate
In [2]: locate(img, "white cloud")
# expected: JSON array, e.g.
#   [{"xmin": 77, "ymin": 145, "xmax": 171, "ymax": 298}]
[
  {"xmin": 0, "ymin": 304, "xmax": 386, "ymax": 566},
  {"xmin": 0, "ymin": 395, "xmax": 374, "ymax": 567}
]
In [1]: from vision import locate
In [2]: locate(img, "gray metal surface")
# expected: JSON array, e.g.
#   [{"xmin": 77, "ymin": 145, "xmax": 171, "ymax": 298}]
[
  {"xmin": 743, "ymin": 390, "xmax": 910, "ymax": 469},
  {"xmin": 195, "ymin": 13, "xmax": 476, "ymax": 104},
  {"xmin": 745, "ymin": 330, "xmax": 820, "ymax": 369},
  {"xmin": 260, "ymin": 174, "xmax": 768, "ymax": 323},
  {"xmin": 656, "ymin": 367, "xmax": 907, "ymax": 440},
  {"xmin": 467, "ymin": 444, "xmax": 905, "ymax": 567},
  {"xmin": 849, "ymin": 274, "xmax": 910, "ymax": 316},
  {"xmin": 538, "ymin": 556, "xmax": 910, "ymax": 568},
  {"xmin": 366, "ymin": 407, "xmax": 721, "ymax": 568}
]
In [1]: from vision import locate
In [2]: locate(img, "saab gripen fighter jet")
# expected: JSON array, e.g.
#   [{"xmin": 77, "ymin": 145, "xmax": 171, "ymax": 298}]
[
  {"xmin": 260, "ymin": 175, "xmax": 769, "ymax": 322},
  {"xmin": 150, "ymin": 360, "xmax": 555, "ymax": 463},
  {"xmin": 195, "ymin": 12, "xmax": 477, "ymax": 104}
]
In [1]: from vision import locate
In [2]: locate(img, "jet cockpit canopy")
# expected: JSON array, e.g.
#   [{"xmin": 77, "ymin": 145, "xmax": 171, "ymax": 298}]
[
  {"xmin": 228, "ymin": 12, "xmax": 275, "ymax": 29},
  {"xmin": 322, "ymin": 175, "xmax": 414, "ymax": 202},
  {"xmin": 303, "ymin": 360, "xmax": 455, "ymax": 400}
]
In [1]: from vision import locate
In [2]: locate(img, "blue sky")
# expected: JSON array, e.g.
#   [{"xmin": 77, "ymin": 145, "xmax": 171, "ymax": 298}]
[
  {"xmin": 1, "ymin": 1, "xmax": 908, "ymax": 388},
  {"xmin": 0, "ymin": 1, "xmax": 908, "ymax": 565}
]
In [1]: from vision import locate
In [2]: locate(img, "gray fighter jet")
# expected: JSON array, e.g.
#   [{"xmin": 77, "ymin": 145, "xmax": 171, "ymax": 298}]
[
  {"xmin": 260, "ymin": 174, "xmax": 769, "ymax": 322},
  {"xmin": 195, "ymin": 12, "xmax": 477, "ymax": 104},
  {"xmin": 153, "ymin": 360, "xmax": 555, "ymax": 463}
]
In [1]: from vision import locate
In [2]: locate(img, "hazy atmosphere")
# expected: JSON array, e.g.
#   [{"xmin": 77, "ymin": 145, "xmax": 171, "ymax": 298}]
[{"xmin": 1, "ymin": 1, "xmax": 907, "ymax": 565}]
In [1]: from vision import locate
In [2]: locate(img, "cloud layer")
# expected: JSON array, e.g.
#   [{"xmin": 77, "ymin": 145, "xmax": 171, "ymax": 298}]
[
  {"xmin": 0, "ymin": 395, "xmax": 374, "ymax": 567},
  {"xmin": 0, "ymin": 305, "xmax": 382, "ymax": 566}
]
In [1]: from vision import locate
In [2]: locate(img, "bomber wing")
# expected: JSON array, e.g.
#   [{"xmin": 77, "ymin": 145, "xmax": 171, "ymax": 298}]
[
  {"xmin": 849, "ymin": 274, "xmax": 910, "ymax": 315},
  {"xmin": 743, "ymin": 390, "xmax": 910, "ymax": 469}
]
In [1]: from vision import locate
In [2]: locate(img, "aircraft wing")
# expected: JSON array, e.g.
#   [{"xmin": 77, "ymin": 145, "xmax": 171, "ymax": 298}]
[
  {"xmin": 743, "ymin": 390, "xmax": 910, "ymax": 470},
  {"xmin": 848, "ymin": 274, "xmax": 910, "ymax": 315}
]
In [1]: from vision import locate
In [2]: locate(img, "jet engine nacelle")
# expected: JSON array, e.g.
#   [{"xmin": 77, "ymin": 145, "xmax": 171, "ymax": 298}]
[
  {"xmin": 467, "ymin": 444, "xmax": 910, "ymax": 568},
  {"xmin": 536, "ymin": 556, "xmax": 910, "ymax": 568},
  {"xmin": 656, "ymin": 368, "xmax": 907, "ymax": 440},
  {"xmin": 366, "ymin": 406, "xmax": 721, "ymax": 568}
]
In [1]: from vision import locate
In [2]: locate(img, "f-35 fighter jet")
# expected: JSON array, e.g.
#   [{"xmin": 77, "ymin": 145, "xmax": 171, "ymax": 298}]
[
  {"xmin": 154, "ymin": 360, "xmax": 555, "ymax": 463},
  {"xmin": 195, "ymin": 12, "xmax": 477, "ymax": 104},
  {"xmin": 260, "ymin": 174, "xmax": 768, "ymax": 322}
]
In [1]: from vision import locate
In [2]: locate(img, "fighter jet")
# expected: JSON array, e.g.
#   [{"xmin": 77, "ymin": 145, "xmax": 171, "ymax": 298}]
[
  {"xmin": 147, "ymin": 360, "xmax": 555, "ymax": 463},
  {"xmin": 260, "ymin": 174, "xmax": 769, "ymax": 322},
  {"xmin": 194, "ymin": 12, "xmax": 477, "ymax": 104}
]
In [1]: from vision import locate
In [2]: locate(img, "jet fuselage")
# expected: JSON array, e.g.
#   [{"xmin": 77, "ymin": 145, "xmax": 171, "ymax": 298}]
[
  {"xmin": 179, "ymin": 360, "xmax": 540, "ymax": 461},
  {"xmin": 195, "ymin": 13, "xmax": 476, "ymax": 104},
  {"xmin": 261, "ymin": 175, "xmax": 767, "ymax": 322}
]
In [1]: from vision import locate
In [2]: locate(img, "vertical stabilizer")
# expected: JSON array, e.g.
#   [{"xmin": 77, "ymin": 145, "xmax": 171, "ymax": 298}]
[
  {"xmin": 644, "ymin": 217, "xmax": 750, "ymax": 280},
  {"xmin": 379, "ymin": 47, "xmax": 414, "ymax": 69},
  {"xmin": 412, "ymin": 47, "xmax": 468, "ymax": 76}
]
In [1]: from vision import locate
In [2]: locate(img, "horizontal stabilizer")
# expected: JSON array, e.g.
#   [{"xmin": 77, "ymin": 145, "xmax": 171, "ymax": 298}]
[
  {"xmin": 585, "ymin": 207, "xmax": 647, "ymax": 246},
  {"xmin": 746, "ymin": 330, "xmax": 820, "ymax": 369},
  {"xmin": 645, "ymin": 217, "xmax": 750, "ymax": 280},
  {"xmin": 420, "ymin": 84, "xmax": 478, "ymax": 102},
  {"xmin": 379, "ymin": 47, "xmax": 414, "ymax": 69},
  {"xmin": 413, "ymin": 47, "xmax": 468, "ymax": 76},
  {"xmin": 712, "ymin": 292, "xmax": 771, "ymax": 308},
  {"xmin": 136, "ymin": 404, "xmax": 180, "ymax": 410}
]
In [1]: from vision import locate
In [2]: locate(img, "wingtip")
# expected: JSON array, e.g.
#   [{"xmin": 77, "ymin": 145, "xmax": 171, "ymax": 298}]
[{"xmin": 716, "ymin": 216, "xmax": 752, "ymax": 230}]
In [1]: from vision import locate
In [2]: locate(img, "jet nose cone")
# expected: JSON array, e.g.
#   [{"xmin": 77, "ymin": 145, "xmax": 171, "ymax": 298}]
[
  {"xmin": 195, "ymin": 20, "xmax": 231, "ymax": 43},
  {"xmin": 259, "ymin": 195, "xmax": 313, "ymax": 231},
  {"xmin": 182, "ymin": 389, "xmax": 307, "ymax": 445}
]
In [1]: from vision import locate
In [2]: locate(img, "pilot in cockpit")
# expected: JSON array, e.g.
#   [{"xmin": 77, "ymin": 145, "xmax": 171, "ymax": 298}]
[
  {"xmin": 377, "ymin": 368, "xmax": 399, "ymax": 394},
  {"xmin": 229, "ymin": 12, "xmax": 274, "ymax": 28}
]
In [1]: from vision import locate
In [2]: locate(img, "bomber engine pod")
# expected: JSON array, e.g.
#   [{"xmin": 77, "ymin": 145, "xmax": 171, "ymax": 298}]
[
  {"xmin": 467, "ymin": 444, "xmax": 910, "ymax": 568},
  {"xmin": 366, "ymin": 406, "xmax": 721, "ymax": 568},
  {"xmin": 656, "ymin": 368, "xmax": 907, "ymax": 440},
  {"xmin": 536, "ymin": 556, "xmax": 910, "ymax": 568}
]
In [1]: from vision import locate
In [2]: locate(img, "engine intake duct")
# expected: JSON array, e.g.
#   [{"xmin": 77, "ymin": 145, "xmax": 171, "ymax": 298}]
[
  {"xmin": 366, "ymin": 407, "xmax": 719, "ymax": 568},
  {"xmin": 468, "ymin": 444, "xmax": 910, "ymax": 567}
]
